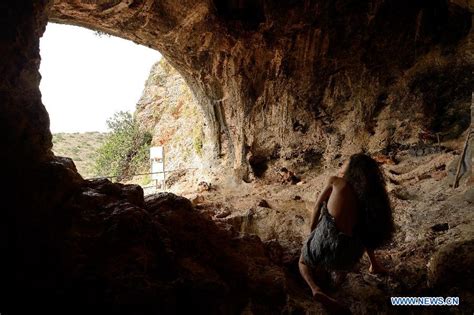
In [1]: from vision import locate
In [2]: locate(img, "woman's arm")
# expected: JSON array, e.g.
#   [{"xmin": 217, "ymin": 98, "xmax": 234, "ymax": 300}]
[{"xmin": 309, "ymin": 177, "xmax": 335, "ymax": 231}]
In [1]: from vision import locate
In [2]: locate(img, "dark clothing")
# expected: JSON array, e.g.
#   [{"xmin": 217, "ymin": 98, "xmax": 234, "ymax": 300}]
[
  {"xmin": 289, "ymin": 174, "xmax": 300, "ymax": 185},
  {"xmin": 301, "ymin": 203, "xmax": 365, "ymax": 271},
  {"xmin": 285, "ymin": 172, "xmax": 300, "ymax": 185}
]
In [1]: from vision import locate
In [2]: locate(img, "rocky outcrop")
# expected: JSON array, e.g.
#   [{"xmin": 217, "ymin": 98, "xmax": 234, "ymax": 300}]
[
  {"xmin": 428, "ymin": 239, "xmax": 474, "ymax": 292},
  {"xmin": 1, "ymin": 1, "xmax": 60, "ymax": 312},
  {"xmin": 16, "ymin": 179, "xmax": 294, "ymax": 314},
  {"xmin": 135, "ymin": 59, "xmax": 209, "ymax": 172},
  {"xmin": 1, "ymin": 1, "xmax": 52, "ymax": 168},
  {"xmin": 50, "ymin": 0, "xmax": 473, "ymax": 179}
]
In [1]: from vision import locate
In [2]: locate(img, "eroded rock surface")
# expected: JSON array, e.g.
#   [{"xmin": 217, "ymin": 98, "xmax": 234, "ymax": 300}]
[
  {"xmin": 186, "ymin": 149, "xmax": 474, "ymax": 313},
  {"xmin": 50, "ymin": 0, "xmax": 473, "ymax": 179},
  {"xmin": 135, "ymin": 59, "xmax": 209, "ymax": 172},
  {"xmin": 48, "ymin": 182, "xmax": 304, "ymax": 314}
]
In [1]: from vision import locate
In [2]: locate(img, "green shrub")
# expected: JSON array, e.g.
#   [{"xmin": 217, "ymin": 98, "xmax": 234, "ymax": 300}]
[
  {"xmin": 193, "ymin": 124, "xmax": 203, "ymax": 157},
  {"xmin": 94, "ymin": 111, "xmax": 152, "ymax": 181},
  {"xmin": 53, "ymin": 133, "xmax": 64, "ymax": 143}
]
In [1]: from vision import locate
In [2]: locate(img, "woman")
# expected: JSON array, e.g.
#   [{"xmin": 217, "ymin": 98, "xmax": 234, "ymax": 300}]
[{"xmin": 299, "ymin": 153, "xmax": 394, "ymax": 312}]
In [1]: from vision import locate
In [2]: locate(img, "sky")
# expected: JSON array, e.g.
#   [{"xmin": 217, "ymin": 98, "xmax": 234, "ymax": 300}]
[{"xmin": 39, "ymin": 23, "xmax": 161, "ymax": 133}]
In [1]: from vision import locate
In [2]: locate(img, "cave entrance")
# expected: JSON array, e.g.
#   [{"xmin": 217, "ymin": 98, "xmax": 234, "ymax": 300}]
[
  {"xmin": 39, "ymin": 22, "xmax": 159, "ymax": 182},
  {"xmin": 39, "ymin": 22, "xmax": 207, "ymax": 194}
]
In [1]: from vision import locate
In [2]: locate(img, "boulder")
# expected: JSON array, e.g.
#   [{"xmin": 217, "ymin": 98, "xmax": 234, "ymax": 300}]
[
  {"xmin": 427, "ymin": 239, "xmax": 474, "ymax": 291},
  {"xmin": 464, "ymin": 187, "xmax": 474, "ymax": 203}
]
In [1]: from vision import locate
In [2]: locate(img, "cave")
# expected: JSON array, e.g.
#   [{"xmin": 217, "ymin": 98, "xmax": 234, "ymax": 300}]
[{"xmin": 1, "ymin": 0, "xmax": 473, "ymax": 314}]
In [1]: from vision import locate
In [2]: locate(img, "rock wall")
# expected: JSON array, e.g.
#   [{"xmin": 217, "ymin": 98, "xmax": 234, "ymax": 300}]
[
  {"xmin": 135, "ymin": 59, "xmax": 210, "ymax": 172},
  {"xmin": 0, "ymin": 0, "xmax": 57, "ymax": 310},
  {"xmin": 50, "ymin": 0, "xmax": 474, "ymax": 180},
  {"xmin": 1, "ymin": 0, "xmax": 52, "ymax": 166}
]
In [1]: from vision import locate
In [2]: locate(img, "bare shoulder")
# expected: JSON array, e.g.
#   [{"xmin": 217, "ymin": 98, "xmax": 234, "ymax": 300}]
[
  {"xmin": 326, "ymin": 176, "xmax": 340, "ymax": 185},
  {"xmin": 329, "ymin": 176, "xmax": 348, "ymax": 187}
]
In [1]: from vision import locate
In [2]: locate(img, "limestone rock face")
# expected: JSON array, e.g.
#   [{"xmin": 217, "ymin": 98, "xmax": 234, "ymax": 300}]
[
  {"xmin": 50, "ymin": 0, "xmax": 473, "ymax": 178},
  {"xmin": 135, "ymin": 59, "xmax": 209, "ymax": 172}
]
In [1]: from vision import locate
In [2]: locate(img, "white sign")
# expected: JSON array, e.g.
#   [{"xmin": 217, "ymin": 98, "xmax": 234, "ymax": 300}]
[{"xmin": 150, "ymin": 146, "xmax": 165, "ymax": 181}]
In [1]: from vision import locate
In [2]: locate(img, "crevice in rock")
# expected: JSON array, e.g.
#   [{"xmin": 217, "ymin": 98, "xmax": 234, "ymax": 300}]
[{"xmin": 248, "ymin": 154, "xmax": 268, "ymax": 178}]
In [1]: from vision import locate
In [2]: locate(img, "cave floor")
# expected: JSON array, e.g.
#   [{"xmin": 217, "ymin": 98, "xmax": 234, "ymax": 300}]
[{"xmin": 167, "ymin": 149, "xmax": 473, "ymax": 313}]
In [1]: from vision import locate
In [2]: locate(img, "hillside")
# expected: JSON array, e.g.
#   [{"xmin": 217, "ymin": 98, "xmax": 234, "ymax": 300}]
[{"xmin": 52, "ymin": 132, "xmax": 107, "ymax": 179}]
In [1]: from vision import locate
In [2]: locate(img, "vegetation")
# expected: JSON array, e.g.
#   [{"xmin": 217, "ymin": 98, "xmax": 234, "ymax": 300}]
[
  {"xmin": 52, "ymin": 132, "xmax": 107, "ymax": 179},
  {"xmin": 95, "ymin": 111, "xmax": 152, "ymax": 181},
  {"xmin": 93, "ymin": 30, "xmax": 111, "ymax": 37},
  {"xmin": 193, "ymin": 124, "xmax": 203, "ymax": 157}
]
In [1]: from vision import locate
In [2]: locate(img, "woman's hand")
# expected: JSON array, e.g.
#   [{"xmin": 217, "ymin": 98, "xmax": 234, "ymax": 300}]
[{"xmin": 309, "ymin": 177, "xmax": 335, "ymax": 231}]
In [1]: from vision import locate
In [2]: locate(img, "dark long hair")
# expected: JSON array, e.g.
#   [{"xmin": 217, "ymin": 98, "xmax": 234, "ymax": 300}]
[{"xmin": 343, "ymin": 153, "xmax": 394, "ymax": 249}]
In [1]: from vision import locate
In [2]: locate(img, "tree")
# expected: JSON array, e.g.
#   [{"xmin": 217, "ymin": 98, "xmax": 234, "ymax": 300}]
[{"xmin": 95, "ymin": 111, "xmax": 152, "ymax": 181}]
